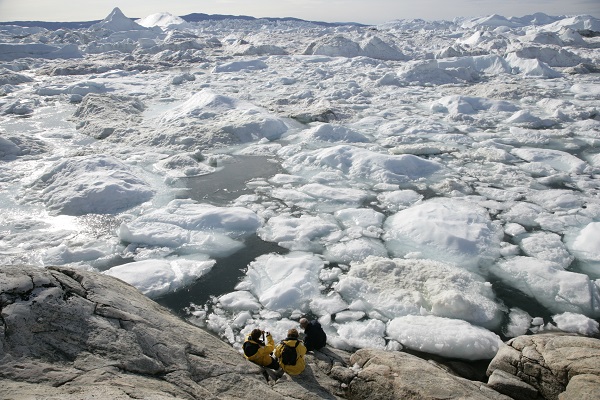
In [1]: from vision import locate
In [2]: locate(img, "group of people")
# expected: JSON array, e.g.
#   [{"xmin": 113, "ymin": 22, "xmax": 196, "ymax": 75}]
[{"xmin": 242, "ymin": 318, "xmax": 327, "ymax": 377}]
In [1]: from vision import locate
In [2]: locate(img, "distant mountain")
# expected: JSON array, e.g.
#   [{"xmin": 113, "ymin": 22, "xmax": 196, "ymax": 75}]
[
  {"xmin": 180, "ymin": 13, "xmax": 365, "ymax": 27},
  {"xmin": 0, "ymin": 12, "xmax": 365, "ymax": 30},
  {"xmin": 0, "ymin": 20, "xmax": 99, "ymax": 29}
]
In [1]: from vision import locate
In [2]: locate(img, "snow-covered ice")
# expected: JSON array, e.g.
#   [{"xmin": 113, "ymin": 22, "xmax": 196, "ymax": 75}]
[
  {"xmin": 235, "ymin": 252, "xmax": 325, "ymax": 314},
  {"xmin": 551, "ymin": 312, "xmax": 600, "ymax": 336},
  {"xmin": 1, "ymin": 7, "xmax": 600, "ymax": 361},
  {"xmin": 104, "ymin": 257, "xmax": 215, "ymax": 298},
  {"xmin": 386, "ymin": 315, "xmax": 503, "ymax": 360},
  {"xmin": 22, "ymin": 155, "xmax": 154, "ymax": 216},
  {"xmin": 383, "ymin": 198, "xmax": 503, "ymax": 271},
  {"xmin": 334, "ymin": 257, "xmax": 504, "ymax": 329}
]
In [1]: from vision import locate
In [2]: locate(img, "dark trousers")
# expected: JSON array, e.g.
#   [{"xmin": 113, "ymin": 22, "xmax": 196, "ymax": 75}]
[
  {"xmin": 305, "ymin": 338, "xmax": 325, "ymax": 352},
  {"xmin": 266, "ymin": 357, "xmax": 280, "ymax": 370}
]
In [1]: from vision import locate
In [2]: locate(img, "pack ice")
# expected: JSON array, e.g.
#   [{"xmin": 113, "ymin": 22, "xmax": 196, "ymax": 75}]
[{"xmin": 1, "ymin": 7, "xmax": 600, "ymax": 361}]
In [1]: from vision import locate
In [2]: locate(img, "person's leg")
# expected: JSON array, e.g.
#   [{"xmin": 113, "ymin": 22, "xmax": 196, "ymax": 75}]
[
  {"xmin": 266, "ymin": 357, "xmax": 280, "ymax": 370},
  {"xmin": 265, "ymin": 358, "xmax": 285, "ymax": 382},
  {"xmin": 315, "ymin": 339, "xmax": 326, "ymax": 350},
  {"xmin": 304, "ymin": 338, "xmax": 314, "ymax": 352}
]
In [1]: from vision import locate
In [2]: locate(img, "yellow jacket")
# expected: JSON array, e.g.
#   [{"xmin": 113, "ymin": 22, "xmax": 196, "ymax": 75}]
[
  {"xmin": 243, "ymin": 333, "xmax": 275, "ymax": 367},
  {"xmin": 275, "ymin": 338, "xmax": 307, "ymax": 375}
]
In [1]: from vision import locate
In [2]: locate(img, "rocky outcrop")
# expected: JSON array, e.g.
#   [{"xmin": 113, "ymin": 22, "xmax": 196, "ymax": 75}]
[
  {"xmin": 1, "ymin": 265, "xmax": 278, "ymax": 399},
  {"xmin": 0, "ymin": 265, "xmax": 358, "ymax": 399},
  {"xmin": 486, "ymin": 334, "xmax": 600, "ymax": 400},
  {"xmin": 487, "ymin": 369, "xmax": 538, "ymax": 400},
  {"xmin": 348, "ymin": 349, "xmax": 510, "ymax": 400}
]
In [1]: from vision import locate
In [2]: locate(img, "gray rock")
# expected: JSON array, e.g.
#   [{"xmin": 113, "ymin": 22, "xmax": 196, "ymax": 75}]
[
  {"xmin": 488, "ymin": 369, "xmax": 539, "ymax": 400},
  {"xmin": 348, "ymin": 349, "xmax": 512, "ymax": 400},
  {"xmin": 261, "ymin": 347, "xmax": 353, "ymax": 399},
  {"xmin": 487, "ymin": 333, "xmax": 600, "ymax": 400},
  {"xmin": 560, "ymin": 374, "xmax": 600, "ymax": 400},
  {"xmin": 0, "ymin": 265, "xmax": 284, "ymax": 399}
]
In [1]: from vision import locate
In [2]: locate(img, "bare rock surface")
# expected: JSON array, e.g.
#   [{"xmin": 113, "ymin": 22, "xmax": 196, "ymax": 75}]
[
  {"xmin": 487, "ymin": 369, "xmax": 538, "ymax": 400},
  {"xmin": 347, "ymin": 349, "xmax": 511, "ymax": 400},
  {"xmin": 560, "ymin": 374, "xmax": 600, "ymax": 400},
  {"xmin": 0, "ymin": 265, "xmax": 292, "ymax": 399},
  {"xmin": 487, "ymin": 333, "xmax": 600, "ymax": 400}
]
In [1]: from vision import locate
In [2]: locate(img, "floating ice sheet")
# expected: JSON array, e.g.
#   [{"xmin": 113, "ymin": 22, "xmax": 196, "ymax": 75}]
[
  {"xmin": 383, "ymin": 198, "xmax": 503, "ymax": 271},
  {"xmin": 118, "ymin": 199, "xmax": 260, "ymax": 257},
  {"xmin": 235, "ymin": 252, "xmax": 325, "ymax": 315},
  {"xmin": 551, "ymin": 312, "xmax": 599, "ymax": 336},
  {"xmin": 24, "ymin": 155, "xmax": 154, "ymax": 216},
  {"xmin": 490, "ymin": 256, "xmax": 600, "ymax": 318},
  {"xmin": 104, "ymin": 257, "xmax": 215, "ymax": 298},
  {"xmin": 387, "ymin": 315, "xmax": 502, "ymax": 360},
  {"xmin": 334, "ymin": 257, "xmax": 504, "ymax": 329}
]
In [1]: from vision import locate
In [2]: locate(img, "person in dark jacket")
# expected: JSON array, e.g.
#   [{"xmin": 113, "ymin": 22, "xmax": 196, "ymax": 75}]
[
  {"xmin": 243, "ymin": 328, "xmax": 280, "ymax": 370},
  {"xmin": 299, "ymin": 318, "xmax": 327, "ymax": 351}
]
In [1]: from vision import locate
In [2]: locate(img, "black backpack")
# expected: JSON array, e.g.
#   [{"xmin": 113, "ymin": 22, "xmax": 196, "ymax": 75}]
[{"xmin": 281, "ymin": 341, "xmax": 299, "ymax": 366}]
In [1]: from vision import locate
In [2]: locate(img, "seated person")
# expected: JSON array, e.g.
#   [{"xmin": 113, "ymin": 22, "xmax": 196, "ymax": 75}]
[
  {"xmin": 243, "ymin": 328, "xmax": 279, "ymax": 370},
  {"xmin": 299, "ymin": 318, "xmax": 327, "ymax": 351},
  {"xmin": 275, "ymin": 328, "xmax": 307, "ymax": 376}
]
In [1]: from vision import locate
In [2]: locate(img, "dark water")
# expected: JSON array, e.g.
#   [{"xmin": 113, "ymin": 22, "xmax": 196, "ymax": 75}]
[
  {"xmin": 155, "ymin": 234, "xmax": 288, "ymax": 315},
  {"xmin": 178, "ymin": 155, "xmax": 282, "ymax": 205},
  {"xmin": 156, "ymin": 155, "xmax": 287, "ymax": 314}
]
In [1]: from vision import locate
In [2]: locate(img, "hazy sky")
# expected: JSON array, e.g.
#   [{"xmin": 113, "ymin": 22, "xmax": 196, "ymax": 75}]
[{"xmin": 0, "ymin": 0, "xmax": 599, "ymax": 24}]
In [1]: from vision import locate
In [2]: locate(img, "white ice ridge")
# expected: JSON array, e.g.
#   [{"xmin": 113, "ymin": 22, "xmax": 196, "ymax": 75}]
[
  {"xmin": 303, "ymin": 34, "xmax": 406, "ymax": 60},
  {"xmin": 136, "ymin": 12, "xmax": 189, "ymax": 29},
  {"xmin": 90, "ymin": 7, "xmax": 149, "ymax": 32}
]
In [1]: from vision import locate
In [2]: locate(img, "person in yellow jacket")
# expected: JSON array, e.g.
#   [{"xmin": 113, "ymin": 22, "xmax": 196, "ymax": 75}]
[
  {"xmin": 243, "ymin": 328, "xmax": 280, "ymax": 370},
  {"xmin": 274, "ymin": 328, "xmax": 307, "ymax": 375}
]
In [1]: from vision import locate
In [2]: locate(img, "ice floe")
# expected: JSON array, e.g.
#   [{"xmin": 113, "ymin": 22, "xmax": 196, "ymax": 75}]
[
  {"xmin": 383, "ymin": 198, "xmax": 503, "ymax": 271},
  {"xmin": 104, "ymin": 257, "xmax": 215, "ymax": 298},
  {"xmin": 22, "ymin": 155, "xmax": 154, "ymax": 216},
  {"xmin": 334, "ymin": 257, "xmax": 504, "ymax": 329},
  {"xmin": 387, "ymin": 315, "xmax": 503, "ymax": 360},
  {"xmin": 490, "ymin": 256, "xmax": 600, "ymax": 317}
]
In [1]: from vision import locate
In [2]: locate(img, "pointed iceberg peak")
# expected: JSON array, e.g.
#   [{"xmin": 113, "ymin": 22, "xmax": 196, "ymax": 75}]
[
  {"xmin": 107, "ymin": 7, "xmax": 127, "ymax": 19},
  {"xmin": 90, "ymin": 7, "xmax": 148, "ymax": 32}
]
